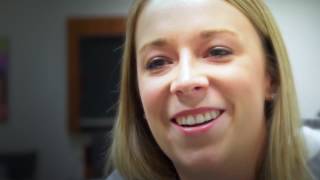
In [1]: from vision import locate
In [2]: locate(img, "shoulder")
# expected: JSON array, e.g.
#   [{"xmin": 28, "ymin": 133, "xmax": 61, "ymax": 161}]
[
  {"xmin": 106, "ymin": 170, "xmax": 124, "ymax": 180},
  {"xmin": 309, "ymin": 151, "xmax": 320, "ymax": 180},
  {"xmin": 303, "ymin": 126, "xmax": 320, "ymax": 179}
]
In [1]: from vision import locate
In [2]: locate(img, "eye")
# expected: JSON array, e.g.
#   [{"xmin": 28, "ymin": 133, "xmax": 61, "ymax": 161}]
[
  {"xmin": 146, "ymin": 56, "xmax": 172, "ymax": 70},
  {"xmin": 207, "ymin": 46, "xmax": 232, "ymax": 58}
]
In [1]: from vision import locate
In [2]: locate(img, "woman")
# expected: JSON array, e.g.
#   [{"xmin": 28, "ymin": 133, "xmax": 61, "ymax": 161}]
[{"xmin": 107, "ymin": 0, "xmax": 313, "ymax": 179}]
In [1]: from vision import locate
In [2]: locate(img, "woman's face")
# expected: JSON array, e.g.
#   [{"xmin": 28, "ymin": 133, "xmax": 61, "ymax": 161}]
[{"xmin": 136, "ymin": 0, "xmax": 271, "ymax": 177}]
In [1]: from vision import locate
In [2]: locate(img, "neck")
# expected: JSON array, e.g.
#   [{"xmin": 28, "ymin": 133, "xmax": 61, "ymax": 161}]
[{"xmin": 177, "ymin": 163, "xmax": 257, "ymax": 180}]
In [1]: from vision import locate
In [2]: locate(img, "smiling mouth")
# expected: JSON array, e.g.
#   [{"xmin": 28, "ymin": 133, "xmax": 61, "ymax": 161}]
[{"xmin": 172, "ymin": 110, "xmax": 224, "ymax": 127}]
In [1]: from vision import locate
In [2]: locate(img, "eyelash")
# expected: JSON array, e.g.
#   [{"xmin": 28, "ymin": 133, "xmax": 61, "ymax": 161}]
[
  {"xmin": 206, "ymin": 46, "xmax": 233, "ymax": 59},
  {"xmin": 146, "ymin": 56, "xmax": 172, "ymax": 70}
]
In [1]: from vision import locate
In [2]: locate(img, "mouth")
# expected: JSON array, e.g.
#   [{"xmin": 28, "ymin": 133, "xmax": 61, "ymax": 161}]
[{"xmin": 172, "ymin": 109, "xmax": 224, "ymax": 128}]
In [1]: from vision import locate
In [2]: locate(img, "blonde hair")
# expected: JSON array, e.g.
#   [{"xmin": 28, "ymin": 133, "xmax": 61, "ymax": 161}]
[{"xmin": 108, "ymin": 0, "xmax": 312, "ymax": 179}]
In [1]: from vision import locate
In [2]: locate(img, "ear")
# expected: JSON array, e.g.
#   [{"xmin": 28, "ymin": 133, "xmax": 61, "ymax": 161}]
[{"xmin": 264, "ymin": 73, "xmax": 275, "ymax": 101}]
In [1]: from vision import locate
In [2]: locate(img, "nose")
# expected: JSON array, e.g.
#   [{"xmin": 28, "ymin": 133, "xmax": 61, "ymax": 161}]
[
  {"xmin": 170, "ymin": 52, "xmax": 209, "ymax": 105},
  {"xmin": 170, "ymin": 75, "xmax": 209, "ymax": 101}
]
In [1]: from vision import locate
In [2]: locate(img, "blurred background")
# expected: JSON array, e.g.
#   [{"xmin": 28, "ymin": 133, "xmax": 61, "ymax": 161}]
[{"xmin": 0, "ymin": 0, "xmax": 319, "ymax": 179}]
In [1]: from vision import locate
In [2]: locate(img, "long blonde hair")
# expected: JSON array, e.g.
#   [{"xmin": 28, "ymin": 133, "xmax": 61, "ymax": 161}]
[{"xmin": 108, "ymin": 0, "xmax": 312, "ymax": 179}]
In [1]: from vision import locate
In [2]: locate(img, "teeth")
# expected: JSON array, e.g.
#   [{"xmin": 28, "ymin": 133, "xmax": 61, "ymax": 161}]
[
  {"xmin": 196, "ymin": 114, "xmax": 204, "ymax": 124},
  {"xmin": 204, "ymin": 112, "xmax": 211, "ymax": 120},
  {"xmin": 187, "ymin": 115, "xmax": 195, "ymax": 125},
  {"xmin": 182, "ymin": 117, "xmax": 187, "ymax": 125},
  {"xmin": 176, "ymin": 110, "xmax": 221, "ymax": 126},
  {"xmin": 211, "ymin": 111, "xmax": 219, "ymax": 119}
]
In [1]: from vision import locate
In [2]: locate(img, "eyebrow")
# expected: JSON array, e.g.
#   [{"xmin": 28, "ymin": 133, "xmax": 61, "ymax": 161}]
[
  {"xmin": 199, "ymin": 29, "xmax": 238, "ymax": 39},
  {"xmin": 138, "ymin": 38, "xmax": 170, "ymax": 55},
  {"xmin": 138, "ymin": 29, "xmax": 239, "ymax": 55}
]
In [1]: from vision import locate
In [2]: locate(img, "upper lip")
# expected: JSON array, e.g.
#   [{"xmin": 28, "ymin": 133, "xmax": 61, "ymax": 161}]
[{"xmin": 171, "ymin": 107, "xmax": 223, "ymax": 121}]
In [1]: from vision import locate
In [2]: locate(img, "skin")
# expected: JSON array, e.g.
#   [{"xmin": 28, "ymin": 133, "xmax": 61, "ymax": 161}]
[{"xmin": 136, "ymin": 0, "xmax": 272, "ymax": 179}]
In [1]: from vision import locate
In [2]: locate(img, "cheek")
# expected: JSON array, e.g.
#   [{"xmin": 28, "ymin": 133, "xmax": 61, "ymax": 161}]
[
  {"xmin": 138, "ymin": 77, "xmax": 169, "ymax": 120},
  {"xmin": 216, "ymin": 61, "xmax": 267, "ymax": 149},
  {"xmin": 214, "ymin": 60, "xmax": 267, "ymax": 117},
  {"xmin": 224, "ymin": 60, "xmax": 266, "ymax": 99},
  {"xmin": 233, "ymin": 69, "xmax": 266, "ymax": 132},
  {"xmin": 231, "ymin": 73, "xmax": 265, "ymax": 116}
]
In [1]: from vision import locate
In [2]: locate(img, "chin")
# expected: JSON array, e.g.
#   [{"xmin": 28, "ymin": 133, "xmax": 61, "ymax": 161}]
[{"xmin": 171, "ymin": 145, "xmax": 224, "ymax": 171}]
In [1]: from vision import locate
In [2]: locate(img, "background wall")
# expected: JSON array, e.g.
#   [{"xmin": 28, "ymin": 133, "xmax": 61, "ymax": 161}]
[
  {"xmin": 266, "ymin": 0, "xmax": 320, "ymax": 119},
  {"xmin": 0, "ymin": 0, "xmax": 319, "ymax": 179},
  {"xmin": 0, "ymin": 0, "xmax": 132, "ymax": 179}
]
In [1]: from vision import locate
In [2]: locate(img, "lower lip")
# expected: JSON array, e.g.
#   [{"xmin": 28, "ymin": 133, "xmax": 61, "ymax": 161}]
[{"xmin": 172, "ymin": 111, "xmax": 224, "ymax": 136}]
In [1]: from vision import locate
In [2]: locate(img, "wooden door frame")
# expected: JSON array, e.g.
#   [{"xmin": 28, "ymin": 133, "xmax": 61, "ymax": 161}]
[{"xmin": 67, "ymin": 17, "xmax": 126, "ymax": 133}]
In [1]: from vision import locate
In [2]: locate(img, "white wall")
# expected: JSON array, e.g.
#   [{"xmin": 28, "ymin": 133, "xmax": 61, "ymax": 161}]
[
  {"xmin": 266, "ymin": 0, "xmax": 320, "ymax": 119},
  {"xmin": 0, "ymin": 0, "xmax": 132, "ymax": 179},
  {"xmin": 0, "ymin": 0, "xmax": 319, "ymax": 179}
]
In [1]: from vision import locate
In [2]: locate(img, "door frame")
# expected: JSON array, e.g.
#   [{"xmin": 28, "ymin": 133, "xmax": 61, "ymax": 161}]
[{"xmin": 67, "ymin": 17, "xmax": 126, "ymax": 133}]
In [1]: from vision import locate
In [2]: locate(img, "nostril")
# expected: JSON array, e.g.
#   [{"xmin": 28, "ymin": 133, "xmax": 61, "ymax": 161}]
[
  {"xmin": 175, "ymin": 86, "xmax": 203, "ymax": 95},
  {"xmin": 176, "ymin": 90, "xmax": 183, "ymax": 95}
]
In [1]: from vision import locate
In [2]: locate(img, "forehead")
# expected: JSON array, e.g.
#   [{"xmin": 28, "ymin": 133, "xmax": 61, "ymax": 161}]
[{"xmin": 135, "ymin": 0, "xmax": 260, "ymax": 50}]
